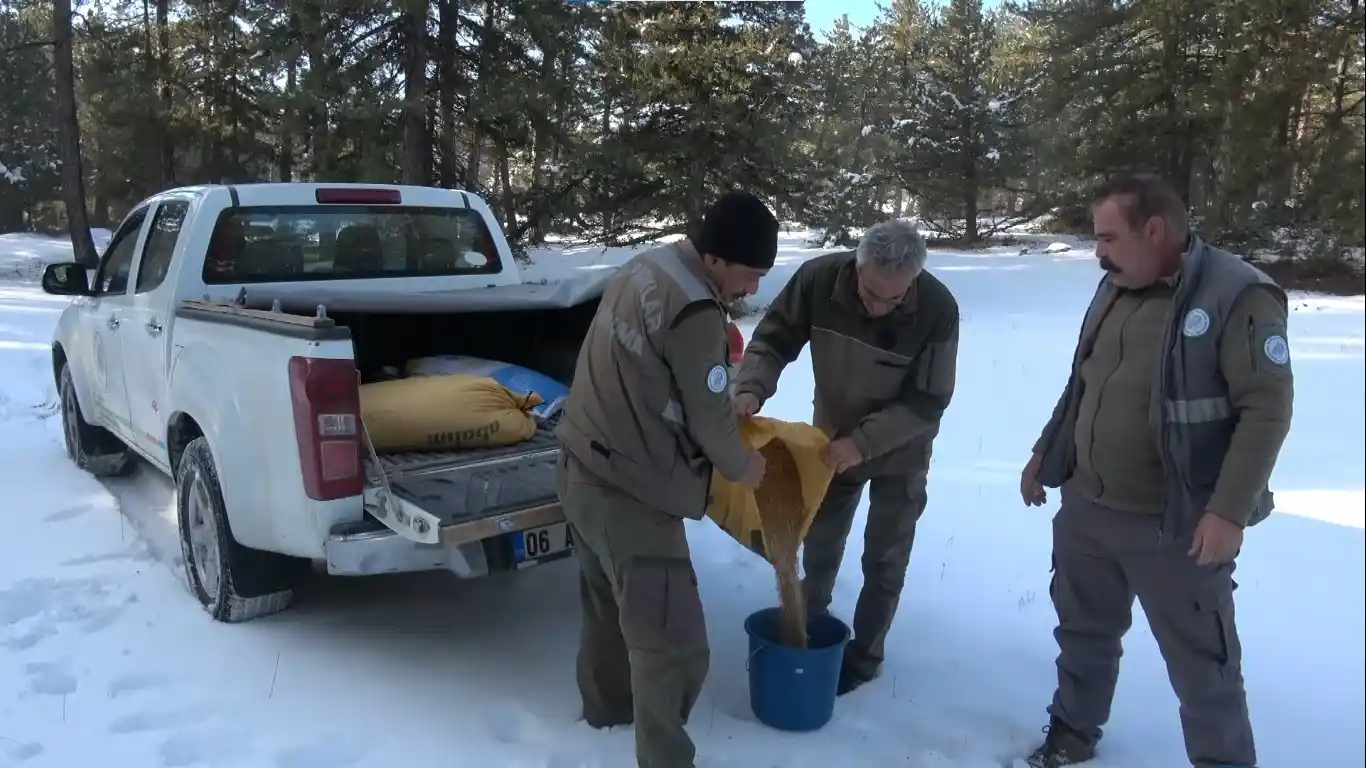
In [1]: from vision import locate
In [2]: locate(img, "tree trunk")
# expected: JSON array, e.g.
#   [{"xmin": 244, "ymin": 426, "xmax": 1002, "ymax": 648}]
[
  {"xmin": 303, "ymin": 3, "xmax": 329, "ymax": 179},
  {"xmin": 437, "ymin": 0, "xmax": 460, "ymax": 187},
  {"xmin": 961, "ymin": 112, "xmax": 980, "ymax": 244},
  {"xmin": 400, "ymin": 0, "xmax": 428, "ymax": 185},
  {"xmin": 466, "ymin": 0, "xmax": 497, "ymax": 189},
  {"xmin": 53, "ymin": 0, "xmax": 99, "ymax": 268},
  {"xmin": 280, "ymin": 52, "xmax": 297, "ymax": 181},
  {"xmin": 156, "ymin": 0, "xmax": 174, "ymax": 184},
  {"xmin": 498, "ymin": 144, "xmax": 514, "ymax": 233},
  {"xmin": 529, "ymin": 37, "xmax": 556, "ymax": 243}
]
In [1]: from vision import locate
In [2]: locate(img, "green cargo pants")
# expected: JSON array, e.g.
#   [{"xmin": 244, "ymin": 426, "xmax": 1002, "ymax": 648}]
[
  {"xmin": 558, "ymin": 454, "xmax": 710, "ymax": 768},
  {"xmin": 801, "ymin": 466, "xmax": 928, "ymax": 679}
]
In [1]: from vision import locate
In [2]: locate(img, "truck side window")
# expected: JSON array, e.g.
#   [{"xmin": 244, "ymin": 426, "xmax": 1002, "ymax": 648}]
[
  {"xmin": 94, "ymin": 209, "xmax": 148, "ymax": 296},
  {"xmin": 135, "ymin": 201, "xmax": 189, "ymax": 294}
]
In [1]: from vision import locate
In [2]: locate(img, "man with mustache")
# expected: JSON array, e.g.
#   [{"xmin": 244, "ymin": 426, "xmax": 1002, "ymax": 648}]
[
  {"xmin": 555, "ymin": 190, "xmax": 775, "ymax": 768},
  {"xmin": 732, "ymin": 218, "xmax": 961, "ymax": 695},
  {"xmin": 1021, "ymin": 173, "xmax": 1294, "ymax": 768}
]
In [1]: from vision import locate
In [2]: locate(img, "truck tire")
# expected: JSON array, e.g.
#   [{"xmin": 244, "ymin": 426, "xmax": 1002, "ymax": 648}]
[
  {"xmin": 59, "ymin": 364, "xmax": 134, "ymax": 478},
  {"xmin": 176, "ymin": 436, "xmax": 309, "ymax": 623}
]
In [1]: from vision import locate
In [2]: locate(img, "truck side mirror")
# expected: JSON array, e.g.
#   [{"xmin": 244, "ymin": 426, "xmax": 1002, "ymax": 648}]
[{"xmin": 41, "ymin": 262, "xmax": 92, "ymax": 296}]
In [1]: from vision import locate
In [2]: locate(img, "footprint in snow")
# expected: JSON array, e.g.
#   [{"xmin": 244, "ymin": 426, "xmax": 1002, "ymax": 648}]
[
  {"xmin": 62, "ymin": 550, "xmax": 139, "ymax": 567},
  {"xmin": 1, "ymin": 576, "xmax": 128, "ymax": 650},
  {"xmin": 108, "ymin": 670, "xmax": 173, "ymax": 699},
  {"xmin": 3, "ymin": 627, "xmax": 55, "ymax": 652},
  {"xmin": 543, "ymin": 753, "xmax": 606, "ymax": 768},
  {"xmin": 108, "ymin": 705, "xmax": 216, "ymax": 735},
  {"xmin": 79, "ymin": 593, "xmax": 139, "ymax": 634},
  {"xmin": 44, "ymin": 504, "xmax": 96, "ymax": 523},
  {"xmin": 157, "ymin": 728, "xmax": 250, "ymax": 767},
  {"xmin": 24, "ymin": 661, "xmax": 78, "ymax": 696},
  {"xmin": 485, "ymin": 702, "xmax": 550, "ymax": 746},
  {"xmin": 272, "ymin": 738, "xmax": 366, "ymax": 768},
  {"xmin": 0, "ymin": 739, "xmax": 44, "ymax": 763}
]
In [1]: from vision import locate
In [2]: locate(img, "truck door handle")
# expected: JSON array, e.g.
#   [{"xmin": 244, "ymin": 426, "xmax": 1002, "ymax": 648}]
[
  {"xmin": 146, "ymin": 320, "xmax": 163, "ymax": 336},
  {"xmin": 107, "ymin": 315, "xmax": 121, "ymax": 330}
]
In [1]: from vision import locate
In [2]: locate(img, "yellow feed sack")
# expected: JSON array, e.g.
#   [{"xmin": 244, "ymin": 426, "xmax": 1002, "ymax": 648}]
[
  {"xmin": 705, "ymin": 416, "xmax": 836, "ymax": 563},
  {"xmin": 359, "ymin": 374, "xmax": 543, "ymax": 453}
]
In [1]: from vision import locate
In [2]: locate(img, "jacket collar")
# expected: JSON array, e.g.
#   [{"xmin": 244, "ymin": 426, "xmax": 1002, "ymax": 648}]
[
  {"xmin": 1160, "ymin": 235, "xmax": 1205, "ymax": 288},
  {"xmin": 674, "ymin": 238, "xmax": 725, "ymax": 304}
]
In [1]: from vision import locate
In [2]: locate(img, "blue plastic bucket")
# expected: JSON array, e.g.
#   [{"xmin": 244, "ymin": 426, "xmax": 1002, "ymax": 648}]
[{"xmin": 744, "ymin": 607, "xmax": 852, "ymax": 731}]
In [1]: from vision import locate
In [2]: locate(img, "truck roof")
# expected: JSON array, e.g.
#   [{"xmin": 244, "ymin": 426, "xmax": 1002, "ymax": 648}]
[
  {"xmin": 130, "ymin": 183, "xmax": 489, "ymax": 222},
  {"xmin": 145, "ymin": 182, "xmax": 479, "ymax": 208}
]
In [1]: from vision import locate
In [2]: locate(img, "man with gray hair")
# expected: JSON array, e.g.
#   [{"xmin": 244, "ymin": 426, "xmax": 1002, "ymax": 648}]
[{"xmin": 732, "ymin": 218, "xmax": 960, "ymax": 694}]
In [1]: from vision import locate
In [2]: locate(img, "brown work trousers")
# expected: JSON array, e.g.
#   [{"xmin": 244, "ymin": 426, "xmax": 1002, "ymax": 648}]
[
  {"xmin": 801, "ymin": 466, "xmax": 928, "ymax": 679},
  {"xmin": 1048, "ymin": 482, "xmax": 1257, "ymax": 767},
  {"xmin": 557, "ymin": 454, "xmax": 710, "ymax": 768}
]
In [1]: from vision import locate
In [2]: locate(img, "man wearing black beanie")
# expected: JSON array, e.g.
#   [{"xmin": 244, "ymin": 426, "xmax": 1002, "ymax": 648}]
[
  {"xmin": 555, "ymin": 191, "xmax": 779, "ymax": 767},
  {"xmin": 693, "ymin": 190, "xmax": 781, "ymax": 304}
]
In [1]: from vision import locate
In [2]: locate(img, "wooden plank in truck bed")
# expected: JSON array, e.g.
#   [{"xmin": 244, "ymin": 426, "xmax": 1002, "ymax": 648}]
[{"xmin": 179, "ymin": 299, "xmax": 337, "ymax": 328}]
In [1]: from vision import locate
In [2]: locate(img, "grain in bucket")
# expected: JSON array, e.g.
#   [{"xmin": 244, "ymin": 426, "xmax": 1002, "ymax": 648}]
[{"xmin": 753, "ymin": 440, "xmax": 809, "ymax": 647}]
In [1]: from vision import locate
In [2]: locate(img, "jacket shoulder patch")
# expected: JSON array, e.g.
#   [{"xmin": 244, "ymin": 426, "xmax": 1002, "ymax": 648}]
[
  {"xmin": 1263, "ymin": 334, "xmax": 1290, "ymax": 366},
  {"xmin": 706, "ymin": 364, "xmax": 729, "ymax": 393},
  {"xmin": 1182, "ymin": 308, "xmax": 1211, "ymax": 337}
]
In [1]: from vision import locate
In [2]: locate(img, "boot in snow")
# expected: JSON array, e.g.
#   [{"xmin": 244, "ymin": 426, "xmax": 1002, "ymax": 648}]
[{"xmin": 1026, "ymin": 717, "xmax": 1097, "ymax": 767}]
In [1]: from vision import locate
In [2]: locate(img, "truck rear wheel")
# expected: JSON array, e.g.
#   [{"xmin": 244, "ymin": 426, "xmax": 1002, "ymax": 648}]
[
  {"xmin": 176, "ymin": 436, "xmax": 308, "ymax": 622},
  {"xmin": 59, "ymin": 364, "xmax": 134, "ymax": 478}
]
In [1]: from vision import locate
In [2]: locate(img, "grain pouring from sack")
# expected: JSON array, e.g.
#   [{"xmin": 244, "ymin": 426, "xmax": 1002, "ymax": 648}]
[{"xmin": 754, "ymin": 440, "xmax": 808, "ymax": 649}]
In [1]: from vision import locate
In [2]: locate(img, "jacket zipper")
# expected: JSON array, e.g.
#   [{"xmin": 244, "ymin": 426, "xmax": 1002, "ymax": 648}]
[
  {"xmin": 661, "ymin": 568, "xmax": 671, "ymax": 632},
  {"xmin": 1247, "ymin": 315, "xmax": 1257, "ymax": 370},
  {"xmin": 1088, "ymin": 297, "xmax": 1143, "ymax": 498},
  {"xmin": 1039, "ymin": 278, "xmax": 1113, "ymax": 463}
]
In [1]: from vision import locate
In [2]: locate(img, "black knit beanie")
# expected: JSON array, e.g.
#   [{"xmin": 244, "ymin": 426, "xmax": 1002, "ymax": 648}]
[{"xmin": 695, "ymin": 191, "xmax": 779, "ymax": 270}]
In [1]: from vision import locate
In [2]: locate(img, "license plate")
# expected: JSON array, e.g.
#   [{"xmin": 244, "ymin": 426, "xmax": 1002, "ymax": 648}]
[{"xmin": 512, "ymin": 522, "xmax": 574, "ymax": 564}]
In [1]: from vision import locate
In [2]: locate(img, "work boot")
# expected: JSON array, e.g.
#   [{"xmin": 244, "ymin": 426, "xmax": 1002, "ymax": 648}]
[
  {"xmin": 579, "ymin": 708, "xmax": 633, "ymax": 730},
  {"xmin": 1026, "ymin": 717, "xmax": 1097, "ymax": 767},
  {"xmin": 835, "ymin": 657, "xmax": 876, "ymax": 696}
]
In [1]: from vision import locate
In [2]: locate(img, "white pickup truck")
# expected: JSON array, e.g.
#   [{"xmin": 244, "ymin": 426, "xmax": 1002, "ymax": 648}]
[{"xmin": 41, "ymin": 182, "xmax": 744, "ymax": 623}]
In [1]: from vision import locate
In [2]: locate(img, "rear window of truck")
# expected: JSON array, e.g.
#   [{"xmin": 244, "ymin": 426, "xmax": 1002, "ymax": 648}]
[{"xmin": 202, "ymin": 205, "xmax": 503, "ymax": 284}]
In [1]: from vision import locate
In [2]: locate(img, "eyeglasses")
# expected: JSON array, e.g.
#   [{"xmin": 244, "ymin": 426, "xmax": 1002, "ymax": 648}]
[{"xmin": 857, "ymin": 278, "xmax": 910, "ymax": 310}]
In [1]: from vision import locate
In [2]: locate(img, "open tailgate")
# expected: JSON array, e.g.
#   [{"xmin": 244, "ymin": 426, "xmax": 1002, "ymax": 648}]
[{"xmin": 360, "ymin": 422, "xmax": 572, "ymax": 564}]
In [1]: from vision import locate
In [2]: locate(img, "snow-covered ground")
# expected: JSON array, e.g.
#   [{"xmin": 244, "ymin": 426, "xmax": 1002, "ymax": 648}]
[{"xmin": 1, "ymin": 232, "xmax": 1363, "ymax": 767}]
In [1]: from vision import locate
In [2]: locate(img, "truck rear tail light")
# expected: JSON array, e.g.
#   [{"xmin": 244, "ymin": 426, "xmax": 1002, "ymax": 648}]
[
  {"xmin": 288, "ymin": 356, "xmax": 364, "ymax": 501},
  {"xmin": 725, "ymin": 322, "xmax": 744, "ymax": 366},
  {"xmin": 314, "ymin": 187, "xmax": 402, "ymax": 205},
  {"xmin": 319, "ymin": 441, "xmax": 359, "ymax": 482}
]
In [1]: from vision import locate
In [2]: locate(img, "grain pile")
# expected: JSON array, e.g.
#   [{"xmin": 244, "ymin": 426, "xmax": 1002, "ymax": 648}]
[{"xmin": 754, "ymin": 440, "xmax": 809, "ymax": 649}]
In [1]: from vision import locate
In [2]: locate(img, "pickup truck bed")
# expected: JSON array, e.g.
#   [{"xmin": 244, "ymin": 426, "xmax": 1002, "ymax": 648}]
[{"xmin": 367, "ymin": 423, "xmax": 561, "ymax": 524}]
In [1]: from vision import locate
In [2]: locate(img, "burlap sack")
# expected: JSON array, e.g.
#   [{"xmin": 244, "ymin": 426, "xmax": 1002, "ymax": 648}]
[
  {"xmin": 704, "ymin": 416, "xmax": 835, "ymax": 563},
  {"xmin": 359, "ymin": 373, "xmax": 543, "ymax": 453}
]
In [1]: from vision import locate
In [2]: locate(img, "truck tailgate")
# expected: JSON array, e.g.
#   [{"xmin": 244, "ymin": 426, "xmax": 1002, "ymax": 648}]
[{"xmin": 367, "ymin": 425, "xmax": 560, "ymax": 525}]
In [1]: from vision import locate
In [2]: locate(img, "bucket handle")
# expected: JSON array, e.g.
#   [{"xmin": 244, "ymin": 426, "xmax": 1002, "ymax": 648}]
[{"xmin": 744, "ymin": 645, "xmax": 765, "ymax": 672}]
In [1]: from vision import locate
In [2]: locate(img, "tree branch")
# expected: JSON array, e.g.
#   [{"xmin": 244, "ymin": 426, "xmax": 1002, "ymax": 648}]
[{"xmin": 2, "ymin": 39, "xmax": 54, "ymax": 54}]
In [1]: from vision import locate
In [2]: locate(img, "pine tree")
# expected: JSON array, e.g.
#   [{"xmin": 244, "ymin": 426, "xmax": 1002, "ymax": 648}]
[{"xmin": 885, "ymin": 0, "xmax": 1039, "ymax": 243}]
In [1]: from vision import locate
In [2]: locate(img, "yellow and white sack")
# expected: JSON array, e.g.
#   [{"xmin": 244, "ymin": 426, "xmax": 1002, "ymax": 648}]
[
  {"xmin": 359, "ymin": 373, "xmax": 543, "ymax": 453},
  {"xmin": 705, "ymin": 416, "xmax": 836, "ymax": 563}
]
